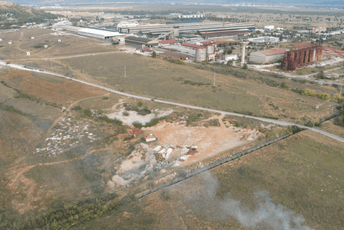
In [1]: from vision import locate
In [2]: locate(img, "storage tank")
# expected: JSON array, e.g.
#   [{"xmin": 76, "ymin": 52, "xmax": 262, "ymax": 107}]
[
  {"xmin": 206, "ymin": 45, "xmax": 215, "ymax": 54},
  {"xmin": 196, "ymin": 47, "xmax": 207, "ymax": 62}
]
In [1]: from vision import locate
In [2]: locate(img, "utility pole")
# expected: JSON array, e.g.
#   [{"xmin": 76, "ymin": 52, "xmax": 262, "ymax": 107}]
[
  {"xmin": 124, "ymin": 66, "xmax": 126, "ymax": 77},
  {"xmin": 213, "ymin": 71, "xmax": 216, "ymax": 86}
]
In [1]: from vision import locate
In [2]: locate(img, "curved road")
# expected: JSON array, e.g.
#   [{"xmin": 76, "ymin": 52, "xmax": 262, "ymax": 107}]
[{"xmin": 1, "ymin": 61, "xmax": 344, "ymax": 143}]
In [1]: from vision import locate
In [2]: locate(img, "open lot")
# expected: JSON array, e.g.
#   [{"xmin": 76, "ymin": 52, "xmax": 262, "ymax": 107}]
[
  {"xmin": 0, "ymin": 28, "xmax": 117, "ymax": 61},
  {"xmin": 77, "ymin": 130, "xmax": 344, "ymax": 230}
]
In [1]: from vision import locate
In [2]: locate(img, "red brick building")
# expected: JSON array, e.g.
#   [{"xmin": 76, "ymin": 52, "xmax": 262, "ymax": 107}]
[{"xmin": 281, "ymin": 45, "xmax": 323, "ymax": 71}]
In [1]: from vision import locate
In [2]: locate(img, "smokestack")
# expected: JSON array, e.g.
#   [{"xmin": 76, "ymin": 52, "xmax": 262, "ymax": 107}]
[{"xmin": 241, "ymin": 42, "xmax": 249, "ymax": 66}]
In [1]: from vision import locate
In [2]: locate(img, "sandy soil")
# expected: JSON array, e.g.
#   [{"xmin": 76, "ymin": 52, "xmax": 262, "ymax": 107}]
[{"xmin": 143, "ymin": 114, "xmax": 260, "ymax": 165}]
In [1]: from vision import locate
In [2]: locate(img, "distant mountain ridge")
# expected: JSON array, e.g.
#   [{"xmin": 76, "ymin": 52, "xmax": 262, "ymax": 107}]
[{"xmin": 0, "ymin": 0, "xmax": 57, "ymax": 27}]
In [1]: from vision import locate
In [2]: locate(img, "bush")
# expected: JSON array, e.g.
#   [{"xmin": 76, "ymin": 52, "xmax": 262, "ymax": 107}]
[
  {"xmin": 152, "ymin": 51, "xmax": 156, "ymax": 58},
  {"xmin": 281, "ymin": 82, "xmax": 289, "ymax": 88},
  {"xmin": 122, "ymin": 111, "xmax": 129, "ymax": 116},
  {"xmin": 242, "ymin": 64, "xmax": 248, "ymax": 69},
  {"xmin": 300, "ymin": 89, "xmax": 330, "ymax": 100},
  {"xmin": 166, "ymin": 58, "xmax": 184, "ymax": 64},
  {"xmin": 133, "ymin": 122, "xmax": 143, "ymax": 129},
  {"xmin": 137, "ymin": 101, "xmax": 143, "ymax": 107},
  {"xmin": 71, "ymin": 105, "xmax": 82, "ymax": 110},
  {"xmin": 334, "ymin": 115, "xmax": 344, "ymax": 127},
  {"xmin": 83, "ymin": 109, "xmax": 92, "ymax": 117}
]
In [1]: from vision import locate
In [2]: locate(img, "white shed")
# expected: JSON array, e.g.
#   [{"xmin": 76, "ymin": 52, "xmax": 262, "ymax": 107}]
[{"xmin": 145, "ymin": 134, "xmax": 157, "ymax": 142}]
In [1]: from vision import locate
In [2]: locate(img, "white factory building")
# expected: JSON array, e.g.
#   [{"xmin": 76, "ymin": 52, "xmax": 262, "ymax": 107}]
[
  {"xmin": 53, "ymin": 20, "xmax": 73, "ymax": 27},
  {"xmin": 248, "ymin": 36, "xmax": 280, "ymax": 45},
  {"xmin": 78, "ymin": 28, "xmax": 123, "ymax": 39},
  {"xmin": 249, "ymin": 48, "xmax": 286, "ymax": 64}
]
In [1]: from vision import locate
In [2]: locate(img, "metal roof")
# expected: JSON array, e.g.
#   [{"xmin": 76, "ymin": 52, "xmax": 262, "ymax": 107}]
[
  {"xmin": 259, "ymin": 48, "xmax": 286, "ymax": 56},
  {"xmin": 78, "ymin": 28, "xmax": 122, "ymax": 37}
]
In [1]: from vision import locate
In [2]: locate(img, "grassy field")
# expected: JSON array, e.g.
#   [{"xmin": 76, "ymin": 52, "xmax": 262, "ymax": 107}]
[
  {"xmin": 56, "ymin": 52, "xmax": 340, "ymax": 122},
  {"xmin": 319, "ymin": 119, "xmax": 344, "ymax": 138},
  {"xmin": 77, "ymin": 130, "xmax": 344, "ymax": 230},
  {"xmin": 0, "ymin": 28, "xmax": 117, "ymax": 61},
  {"xmin": 1, "ymin": 29, "xmax": 340, "ymax": 124}
]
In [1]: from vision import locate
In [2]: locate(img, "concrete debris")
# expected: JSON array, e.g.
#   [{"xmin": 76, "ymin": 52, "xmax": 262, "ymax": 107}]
[
  {"xmin": 106, "ymin": 105, "xmax": 173, "ymax": 126},
  {"xmin": 35, "ymin": 115, "xmax": 98, "ymax": 155}
]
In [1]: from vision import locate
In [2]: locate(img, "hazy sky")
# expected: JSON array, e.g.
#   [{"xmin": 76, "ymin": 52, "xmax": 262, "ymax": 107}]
[{"xmin": 4, "ymin": 0, "xmax": 344, "ymax": 5}]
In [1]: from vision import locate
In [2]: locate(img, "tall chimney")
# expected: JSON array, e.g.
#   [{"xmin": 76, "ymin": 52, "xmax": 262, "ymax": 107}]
[{"xmin": 241, "ymin": 42, "xmax": 249, "ymax": 66}]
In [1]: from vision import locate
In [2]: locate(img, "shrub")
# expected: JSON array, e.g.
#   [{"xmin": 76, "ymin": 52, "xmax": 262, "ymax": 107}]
[
  {"xmin": 334, "ymin": 115, "xmax": 344, "ymax": 127},
  {"xmin": 83, "ymin": 109, "xmax": 92, "ymax": 117},
  {"xmin": 133, "ymin": 122, "xmax": 143, "ymax": 129},
  {"xmin": 122, "ymin": 111, "xmax": 129, "ymax": 116},
  {"xmin": 300, "ymin": 89, "xmax": 330, "ymax": 100},
  {"xmin": 167, "ymin": 58, "xmax": 184, "ymax": 65},
  {"xmin": 152, "ymin": 51, "xmax": 156, "ymax": 58},
  {"xmin": 242, "ymin": 64, "xmax": 248, "ymax": 69},
  {"xmin": 281, "ymin": 82, "xmax": 289, "ymax": 88},
  {"xmin": 137, "ymin": 101, "xmax": 143, "ymax": 107},
  {"xmin": 71, "ymin": 105, "xmax": 82, "ymax": 110}
]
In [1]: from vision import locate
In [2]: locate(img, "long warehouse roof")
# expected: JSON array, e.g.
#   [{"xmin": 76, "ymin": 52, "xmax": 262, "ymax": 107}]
[{"xmin": 78, "ymin": 28, "xmax": 123, "ymax": 37}]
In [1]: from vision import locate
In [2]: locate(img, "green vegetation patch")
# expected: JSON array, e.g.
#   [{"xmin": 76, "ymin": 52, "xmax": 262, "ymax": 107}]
[{"xmin": 300, "ymin": 88, "xmax": 331, "ymax": 100}]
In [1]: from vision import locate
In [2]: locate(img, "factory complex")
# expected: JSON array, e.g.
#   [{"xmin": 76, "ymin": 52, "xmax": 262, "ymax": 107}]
[{"xmin": 54, "ymin": 19, "xmax": 327, "ymax": 70}]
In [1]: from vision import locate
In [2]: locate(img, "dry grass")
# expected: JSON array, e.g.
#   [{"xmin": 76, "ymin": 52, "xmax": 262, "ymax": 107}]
[{"xmin": 76, "ymin": 130, "xmax": 344, "ymax": 230}]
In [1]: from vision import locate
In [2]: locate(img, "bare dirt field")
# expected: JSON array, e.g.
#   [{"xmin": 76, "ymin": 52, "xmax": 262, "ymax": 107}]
[{"xmin": 143, "ymin": 115, "xmax": 260, "ymax": 166}]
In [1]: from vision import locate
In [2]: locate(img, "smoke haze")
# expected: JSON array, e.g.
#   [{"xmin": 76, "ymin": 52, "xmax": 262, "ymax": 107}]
[{"xmin": 178, "ymin": 172, "xmax": 313, "ymax": 230}]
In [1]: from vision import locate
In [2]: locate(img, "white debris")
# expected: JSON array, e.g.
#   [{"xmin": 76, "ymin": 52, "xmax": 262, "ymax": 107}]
[
  {"xmin": 166, "ymin": 148, "xmax": 173, "ymax": 159},
  {"xmin": 154, "ymin": 145, "xmax": 162, "ymax": 152},
  {"xmin": 180, "ymin": 155, "xmax": 191, "ymax": 161}
]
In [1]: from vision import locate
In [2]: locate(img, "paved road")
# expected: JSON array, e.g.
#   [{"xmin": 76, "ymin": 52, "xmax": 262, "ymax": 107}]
[{"xmin": 1, "ymin": 61, "xmax": 344, "ymax": 143}]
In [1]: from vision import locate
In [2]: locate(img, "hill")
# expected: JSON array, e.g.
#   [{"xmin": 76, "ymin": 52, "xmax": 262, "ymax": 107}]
[{"xmin": 0, "ymin": 0, "xmax": 57, "ymax": 27}]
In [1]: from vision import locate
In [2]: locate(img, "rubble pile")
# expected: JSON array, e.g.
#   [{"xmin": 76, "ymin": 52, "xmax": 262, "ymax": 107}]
[{"xmin": 35, "ymin": 115, "xmax": 98, "ymax": 155}]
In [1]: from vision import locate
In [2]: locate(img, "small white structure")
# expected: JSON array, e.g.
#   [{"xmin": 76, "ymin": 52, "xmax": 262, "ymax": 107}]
[
  {"xmin": 26, "ymin": 52, "xmax": 31, "ymax": 56},
  {"xmin": 8, "ymin": 41, "xmax": 12, "ymax": 45},
  {"xmin": 44, "ymin": 45, "xmax": 48, "ymax": 48},
  {"xmin": 225, "ymin": 54, "xmax": 238, "ymax": 61},
  {"xmin": 0, "ymin": 38, "xmax": 2, "ymax": 42},
  {"xmin": 58, "ymin": 39, "xmax": 61, "ymax": 42},
  {"xmin": 145, "ymin": 134, "xmax": 157, "ymax": 142},
  {"xmin": 264, "ymin": 25, "xmax": 275, "ymax": 31},
  {"xmin": 31, "ymin": 37, "xmax": 34, "ymax": 40}
]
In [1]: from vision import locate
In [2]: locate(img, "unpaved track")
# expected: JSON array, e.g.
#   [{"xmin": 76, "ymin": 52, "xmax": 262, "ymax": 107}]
[
  {"xmin": 1, "ymin": 61, "xmax": 344, "ymax": 143},
  {"xmin": 4, "ymin": 51, "xmax": 119, "ymax": 62}
]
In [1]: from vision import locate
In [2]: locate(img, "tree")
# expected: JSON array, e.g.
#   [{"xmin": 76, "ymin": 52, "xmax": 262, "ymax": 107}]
[
  {"xmin": 151, "ymin": 51, "xmax": 156, "ymax": 58},
  {"xmin": 227, "ymin": 60, "xmax": 233, "ymax": 67}
]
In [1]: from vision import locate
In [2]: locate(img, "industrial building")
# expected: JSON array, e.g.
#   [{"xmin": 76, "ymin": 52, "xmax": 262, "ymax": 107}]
[
  {"xmin": 248, "ymin": 36, "xmax": 280, "ymax": 45},
  {"xmin": 117, "ymin": 22, "xmax": 255, "ymax": 40},
  {"xmin": 281, "ymin": 45, "xmax": 323, "ymax": 71},
  {"xmin": 53, "ymin": 20, "xmax": 72, "ymax": 27},
  {"xmin": 249, "ymin": 48, "xmax": 286, "ymax": 64},
  {"xmin": 78, "ymin": 28, "xmax": 122, "ymax": 39},
  {"xmin": 124, "ymin": 36, "xmax": 158, "ymax": 47}
]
